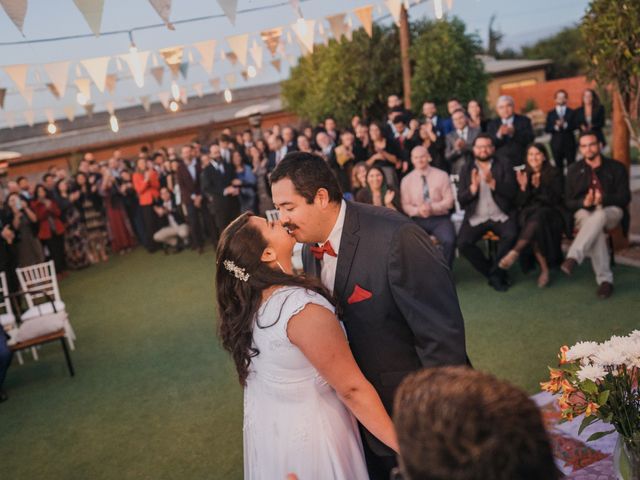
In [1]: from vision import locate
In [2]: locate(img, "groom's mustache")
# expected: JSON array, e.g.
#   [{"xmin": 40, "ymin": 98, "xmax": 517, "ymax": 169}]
[{"xmin": 282, "ymin": 222, "xmax": 299, "ymax": 233}]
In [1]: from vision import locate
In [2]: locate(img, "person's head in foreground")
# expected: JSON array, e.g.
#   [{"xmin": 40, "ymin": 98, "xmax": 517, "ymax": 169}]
[
  {"xmin": 215, "ymin": 211, "xmax": 332, "ymax": 385},
  {"xmin": 393, "ymin": 366, "xmax": 558, "ymax": 480}
]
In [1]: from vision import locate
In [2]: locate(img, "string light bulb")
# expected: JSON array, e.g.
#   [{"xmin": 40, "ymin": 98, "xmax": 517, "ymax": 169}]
[
  {"xmin": 169, "ymin": 100, "xmax": 179, "ymax": 112},
  {"xmin": 76, "ymin": 92, "xmax": 88, "ymax": 106},
  {"xmin": 248, "ymin": 66, "xmax": 257, "ymax": 78},
  {"xmin": 224, "ymin": 88, "xmax": 232, "ymax": 103},
  {"xmin": 47, "ymin": 122, "xmax": 57, "ymax": 135},
  {"xmin": 110, "ymin": 114, "xmax": 119, "ymax": 133}
]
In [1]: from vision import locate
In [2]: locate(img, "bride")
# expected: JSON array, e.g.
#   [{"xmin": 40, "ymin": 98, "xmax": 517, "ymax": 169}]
[{"xmin": 216, "ymin": 212, "xmax": 398, "ymax": 480}]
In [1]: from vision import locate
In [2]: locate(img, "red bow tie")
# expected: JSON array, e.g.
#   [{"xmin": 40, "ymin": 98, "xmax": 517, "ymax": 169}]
[{"xmin": 310, "ymin": 241, "xmax": 337, "ymax": 260}]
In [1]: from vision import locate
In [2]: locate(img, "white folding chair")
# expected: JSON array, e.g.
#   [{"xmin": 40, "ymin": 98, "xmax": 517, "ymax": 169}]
[
  {"xmin": 15, "ymin": 261, "xmax": 76, "ymax": 350},
  {"xmin": 0, "ymin": 271, "xmax": 38, "ymax": 364}
]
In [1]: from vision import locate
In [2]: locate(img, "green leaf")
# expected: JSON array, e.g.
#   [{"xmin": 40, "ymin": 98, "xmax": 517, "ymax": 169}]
[
  {"xmin": 586, "ymin": 429, "xmax": 616, "ymax": 442},
  {"xmin": 598, "ymin": 390, "xmax": 610, "ymax": 405},
  {"xmin": 578, "ymin": 416, "xmax": 599, "ymax": 435},
  {"xmin": 581, "ymin": 379, "xmax": 598, "ymax": 395}
]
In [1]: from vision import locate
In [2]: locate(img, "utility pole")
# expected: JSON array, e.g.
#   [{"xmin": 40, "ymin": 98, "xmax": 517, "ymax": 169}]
[{"xmin": 399, "ymin": 5, "xmax": 412, "ymax": 109}]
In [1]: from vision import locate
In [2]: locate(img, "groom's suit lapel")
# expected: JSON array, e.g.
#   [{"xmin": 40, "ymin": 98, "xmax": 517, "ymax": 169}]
[{"xmin": 333, "ymin": 203, "xmax": 360, "ymax": 301}]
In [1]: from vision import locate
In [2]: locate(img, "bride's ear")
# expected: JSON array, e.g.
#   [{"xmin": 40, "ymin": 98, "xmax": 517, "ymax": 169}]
[{"xmin": 260, "ymin": 247, "xmax": 277, "ymax": 264}]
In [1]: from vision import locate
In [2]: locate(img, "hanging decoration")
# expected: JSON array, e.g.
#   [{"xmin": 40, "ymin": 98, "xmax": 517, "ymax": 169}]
[
  {"xmin": 384, "ymin": 0, "xmax": 402, "ymax": 26},
  {"xmin": 0, "ymin": 88, "xmax": 5, "ymax": 109},
  {"xmin": 81, "ymin": 56, "xmax": 110, "ymax": 93},
  {"xmin": 159, "ymin": 46, "xmax": 184, "ymax": 77},
  {"xmin": 44, "ymin": 61, "xmax": 71, "ymax": 99},
  {"xmin": 63, "ymin": 105, "xmax": 76, "ymax": 122},
  {"xmin": 291, "ymin": 19, "xmax": 316, "ymax": 54},
  {"xmin": 151, "ymin": 66, "xmax": 165, "ymax": 86},
  {"xmin": 73, "ymin": 0, "xmax": 105, "ymax": 36},
  {"xmin": 0, "ymin": 0, "xmax": 27, "ymax": 34},
  {"xmin": 216, "ymin": 0, "xmax": 237, "ymax": 25},
  {"xmin": 193, "ymin": 39, "xmax": 216, "ymax": 74},
  {"xmin": 354, "ymin": 5, "xmax": 373, "ymax": 37},
  {"xmin": 260, "ymin": 28, "xmax": 282, "ymax": 57},
  {"xmin": 226, "ymin": 33, "xmax": 249, "ymax": 67},
  {"xmin": 148, "ymin": 0, "xmax": 173, "ymax": 29}
]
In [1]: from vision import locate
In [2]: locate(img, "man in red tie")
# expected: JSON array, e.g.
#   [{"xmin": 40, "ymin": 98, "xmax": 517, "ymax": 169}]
[{"xmin": 271, "ymin": 152, "xmax": 468, "ymax": 480}]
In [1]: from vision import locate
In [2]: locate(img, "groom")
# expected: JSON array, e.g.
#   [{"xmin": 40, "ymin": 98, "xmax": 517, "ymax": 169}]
[{"xmin": 271, "ymin": 152, "xmax": 468, "ymax": 479}]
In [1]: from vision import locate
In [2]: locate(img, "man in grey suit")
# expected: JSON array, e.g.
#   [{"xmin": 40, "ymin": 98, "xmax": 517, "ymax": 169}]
[
  {"xmin": 270, "ymin": 152, "xmax": 468, "ymax": 480},
  {"xmin": 445, "ymin": 108, "xmax": 480, "ymax": 175}
]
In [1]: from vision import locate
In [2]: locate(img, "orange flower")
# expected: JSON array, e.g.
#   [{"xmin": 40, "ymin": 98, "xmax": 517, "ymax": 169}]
[
  {"xmin": 549, "ymin": 368, "xmax": 564, "ymax": 380},
  {"xmin": 585, "ymin": 402, "xmax": 600, "ymax": 417},
  {"xmin": 558, "ymin": 345, "xmax": 569, "ymax": 365},
  {"xmin": 540, "ymin": 379, "xmax": 561, "ymax": 393},
  {"xmin": 561, "ymin": 379, "xmax": 576, "ymax": 393}
]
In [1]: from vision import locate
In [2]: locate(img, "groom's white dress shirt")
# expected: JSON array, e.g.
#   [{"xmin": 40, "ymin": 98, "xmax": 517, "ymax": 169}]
[{"xmin": 319, "ymin": 200, "xmax": 346, "ymax": 295}]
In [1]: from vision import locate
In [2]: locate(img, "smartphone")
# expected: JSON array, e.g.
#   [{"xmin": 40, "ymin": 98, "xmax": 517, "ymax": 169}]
[{"xmin": 513, "ymin": 165, "xmax": 526, "ymax": 172}]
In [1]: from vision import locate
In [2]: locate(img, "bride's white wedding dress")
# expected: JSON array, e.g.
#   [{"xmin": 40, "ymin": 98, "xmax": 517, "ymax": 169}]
[{"xmin": 243, "ymin": 286, "xmax": 369, "ymax": 480}]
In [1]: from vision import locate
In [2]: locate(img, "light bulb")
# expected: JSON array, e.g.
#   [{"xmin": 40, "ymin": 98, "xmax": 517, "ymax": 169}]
[
  {"xmin": 110, "ymin": 115, "xmax": 119, "ymax": 133},
  {"xmin": 224, "ymin": 88, "xmax": 232, "ymax": 103},
  {"xmin": 76, "ymin": 92, "xmax": 88, "ymax": 106},
  {"xmin": 169, "ymin": 100, "xmax": 179, "ymax": 112},
  {"xmin": 171, "ymin": 81, "xmax": 180, "ymax": 100},
  {"xmin": 47, "ymin": 122, "xmax": 57, "ymax": 135},
  {"xmin": 248, "ymin": 66, "xmax": 257, "ymax": 78}
]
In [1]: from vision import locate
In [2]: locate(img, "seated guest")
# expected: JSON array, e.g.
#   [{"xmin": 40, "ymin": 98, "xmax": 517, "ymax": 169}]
[
  {"xmin": 445, "ymin": 108, "xmax": 481, "ymax": 175},
  {"xmin": 231, "ymin": 150, "xmax": 257, "ymax": 213},
  {"xmin": 401, "ymin": 146, "xmax": 456, "ymax": 267},
  {"xmin": 330, "ymin": 130, "xmax": 358, "ymax": 194},
  {"xmin": 413, "ymin": 122, "xmax": 446, "ymax": 172},
  {"xmin": 366, "ymin": 122, "xmax": 401, "ymax": 188},
  {"xmin": 457, "ymin": 134, "xmax": 518, "ymax": 291},
  {"xmin": 355, "ymin": 165, "xmax": 401, "ymax": 211},
  {"xmin": 467, "ymin": 99, "xmax": 487, "ymax": 132},
  {"xmin": 350, "ymin": 162, "xmax": 368, "ymax": 198},
  {"xmin": 296, "ymin": 135, "xmax": 313, "ymax": 154},
  {"xmin": 153, "ymin": 187, "xmax": 189, "ymax": 252},
  {"xmin": 421, "ymin": 101, "xmax": 449, "ymax": 137},
  {"xmin": 562, "ymin": 131, "xmax": 630, "ymax": 299},
  {"xmin": 575, "ymin": 89, "xmax": 606, "ymax": 147},
  {"xmin": 487, "ymin": 95, "xmax": 535, "ymax": 167},
  {"xmin": 393, "ymin": 366, "xmax": 559, "ymax": 480},
  {"xmin": 498, "ymin": 144, "xmax": 567, "ymax": 288},
  {"xmin": 391, "ymin": 114, "xmax": 414, "ymax": 174},
  {"xmin": 31, "ymin": 184, "xmax": 67, "ymax": 276},
  {"xmin": 545, "ymin": 90, "xmax": 577, "ymax": 180}
]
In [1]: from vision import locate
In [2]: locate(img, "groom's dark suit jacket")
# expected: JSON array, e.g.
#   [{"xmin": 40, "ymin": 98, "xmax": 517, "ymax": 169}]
[{"xmin": 302, "ymin": 201, "xmax": 468, "ymax": 456}]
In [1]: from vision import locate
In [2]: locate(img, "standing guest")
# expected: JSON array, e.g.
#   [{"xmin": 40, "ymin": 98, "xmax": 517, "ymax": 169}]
[
  {"xmin": 5, "ymin": 192, "xmax": 44, "ymax": 267},
  {"xmin": 55, "ymin": 180, "xmax": 90, "ymax": 269},
  {"xmin": 445, "ymin": 108, "xmax": 481, "ymax": 175},
  {"xmin": 401, "ymin": 146, "xmax": 456, "ymax": 267},
  {"xmin": 315, "ymin": 132, "xmax": 335, "ymax": 163},
  {"xmin": 153, "ymin": 187, "xmax": 189, "ymax": 252},
  {"xmin": 350, "ymin": 162, "xmax": 368, "ymax": 198},
  {"xmin": 421, "ymin": 101, "xmax": 449, "ymax": 137},
  {"xmin": 487, "ymin": 95, "xmax": 535, "ymax": 167},
  {"xmin": 296, "ymin": 135, "xmax": 313, "ymax": 154},
  {"xmin": 324, "ymin": 117, "xmax": 340, "ymax": 144},
  {"xmin": 132, "ymin": 158, "xmax": 161, "ymax": 253},
  {"xmin": 219, "ymin": 134, "xmax": 234, "ymax": 164},
  {"xmin": 355, "ymin": 166, "xmax": 401, "ymax": 212},
  {"xmin": 391, "ymin": 115, "xmax": 414, "ymax": 175},
  {"xmin": 177, "ymin": 144, "xmax": 205, "ymax": 253},
  {"xmin": 118, "ymin": 170, "xmax": 145, "ymax": 247},
  {"xmin": 413, "ymin": 122, "xmax": 447, "ymax": 173},
  {"xmin": 561, "ymin": 131, "xmax": 630, "ymax": 299},
  {"xmin": 282, "ymin": 126, "xmax": 298, "ymax": 154},
  {"xmin": 366, "ymin": 122, "xmax": 401, "ymax": 177},
  {"xmin": 442, "ymin": 98, "xmax": 464, "ymax": 134},
  {"xmin": 17, "ymin": 176, "xmax": 32, "ymax": 201},
  {"xmin": 42, "ymin": 173, "xmax": 59, "ymax": 199},
  {"xmin": 498, "ymin": 144, "xmax": 567, "ymax": 288},
  {"xmin": 545, "ymin": 90, "xmax": 577, "ymax": 179},
  {"xmin": 100, "ymin": 166, "xmax": 135, "ymax": 255},
  {"xmin": 232, "ymin": 150, "xmax": 257, "ymax": 213},
  {"xmin": 31, "ymin": 184, "xmax": 67, "ymax": 276},
  {"xmin": 355, "ymin": 123, "xmax": 371, "ymax": 157},
  {"xmin": 255, "ymin": 138, "xmax": 268, "ymax": 158},
  {"xmin": 456, "ymin": 134, "xmax": 518, "ymax": 292},
  {"xmin": 331, "ymin": 130, "xmax": 358, "ymax": 194},
  {"xmin": 75, "ymin": 173, "xmax": 109, "ymax": 263},
  {"xmin": 351, "ymin": 114, "xmax": 362, "ymax": 131},
  {"xmin": 575, "ymin": 89, "xmax": 606, "ymax": 147},
  {"xmin": 267, "ymin": 135, "xmax": 287, "ymax": 171},
  {"xmin": 467, "ymin": 99, "xmax": 487, "ymax": 131},
  {"xmin": 249, "ymin": 146, "xmax": 274, "ymax": 216}
]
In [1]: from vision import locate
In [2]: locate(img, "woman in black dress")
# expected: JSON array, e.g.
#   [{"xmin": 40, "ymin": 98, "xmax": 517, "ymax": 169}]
[
  {"xmin": 574, "ymin": 89, "xmax": 606, "ymax": 147},
  {"xmin": 498, "ymin": 143, "xmax": 567, "ymax": 287}
]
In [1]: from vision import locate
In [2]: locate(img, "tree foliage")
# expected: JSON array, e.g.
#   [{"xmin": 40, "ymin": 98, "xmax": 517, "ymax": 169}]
[
  {"xmin": 410, "ymin": 17, "xmax": 488, "ymax": 115},
  {"xmin": 521, "ymin": 26, "xmax": 586, "ymax": 79},
  {"xmin": 581, "ymin": 0, "xmax": 640, "ymax": 147},
  {"xmin": 281, "ymin": 26, "xmax": 402, "ymax": 126}
]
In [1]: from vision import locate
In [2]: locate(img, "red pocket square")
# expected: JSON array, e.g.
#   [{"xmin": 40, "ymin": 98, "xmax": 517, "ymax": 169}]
[{"xmin": 347, "ymin": 284, "xmax": 373, "ymax": 305}]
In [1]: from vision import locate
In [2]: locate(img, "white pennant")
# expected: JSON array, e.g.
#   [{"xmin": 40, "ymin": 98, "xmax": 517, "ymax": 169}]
[
  {"xmin": 44, "ymin": 61, "xmax": 71, "ymax": 99},
  {"xmin": 63, "ymin": 105, "xmax": 76, "ymax": 122},
  {"xmin": 354, "ymin": 5, "xmax": 373, "ymax": 37},
  {"xmin": 140, "ymin": 95, "xmax": 151, "ymax": 112},
  {"xmin": 249, "ymin": 41, "xmax": 263, "ymax": 69},
  {"xmin": 121, "ymin": 49, "xmax": 150, "ymax": 88},
  {"xmin": 226, "ymin": 33, "xmax": 249, "ymax": 67},
  {"xmin": 216, "ymin": 0, "xmax": 237, "ymax": 25},
  {"xmin": 327, "ymin": 14, "xmax": 349, "ymax": 42},
  {"xmin": 385, "ymin": 0, "xmax": 402, "ymax": 25},
  {"xmin": 1, "ymin": 0, "xmax": 28, "ymax": 33},
  {"xmin": 81, "ymin": 56, "xmax": 110, "ymax": 93},
  {"xmin": 292, "ymin": 19, "xmax": 315, "ymax": 54},
  {"xmin": 4, "ymin": 64, "xmax": 28, "ymax": 94},
  {"xmin": 24, "ymin": 109, "xmax": 34, "ymax": 127},
  {"xmin": 73, "ymin": 0, "xmax": 105, "ymax": 36},
  {"xmin": 194, "ymin": 39, "xmax": 216, "ymax": 74},
  {"xmin": 193, "ymin": 83, "xmax": 204, "ymax": 98},
  {"xmin": 148, "ymin": 0, "xmax": 171, "ymax": 26},
  {"xmin": 75, "ymin": 78, "xmax": 92, "ymax": 100},
  {"xmin": 157, "ymin": 91, "xmax": 170, "ymax": 109}
]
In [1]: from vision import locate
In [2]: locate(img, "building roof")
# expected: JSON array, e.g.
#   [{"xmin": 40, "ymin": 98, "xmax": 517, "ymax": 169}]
[{"xmin": 479, "ymin": 55, "xmax": 553, "ymax": 75}]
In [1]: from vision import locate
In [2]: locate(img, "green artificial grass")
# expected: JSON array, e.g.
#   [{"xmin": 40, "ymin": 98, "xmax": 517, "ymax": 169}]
[{"xmin": 1, "ymin": 248, "xmax": 638, "ymax": 479}]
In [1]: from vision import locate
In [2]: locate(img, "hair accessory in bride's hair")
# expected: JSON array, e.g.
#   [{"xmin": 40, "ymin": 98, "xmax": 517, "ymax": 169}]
[{"xmin": 223, "ymin": 260, "xmax": 250, "ymax": 282}]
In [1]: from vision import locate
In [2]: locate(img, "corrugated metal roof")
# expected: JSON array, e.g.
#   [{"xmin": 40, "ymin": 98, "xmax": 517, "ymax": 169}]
[{"xmin": 479, "ymin": 55, "xmax": 552, "ymax": 75}]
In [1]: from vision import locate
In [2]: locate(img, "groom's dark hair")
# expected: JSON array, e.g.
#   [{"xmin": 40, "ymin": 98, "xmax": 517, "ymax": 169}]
[{"xmin": 270, "ymin": 152, "xmax": 343, "ymax": 204}]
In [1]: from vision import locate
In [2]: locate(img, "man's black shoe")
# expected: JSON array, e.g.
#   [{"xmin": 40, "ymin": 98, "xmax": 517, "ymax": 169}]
[
  {"xmin": 0, "ymin": 389, "xmax": 8, "ymax": 403},
  {"xmin": 488, "ymin": 275, "xmax": 509, "ymax": 292}
]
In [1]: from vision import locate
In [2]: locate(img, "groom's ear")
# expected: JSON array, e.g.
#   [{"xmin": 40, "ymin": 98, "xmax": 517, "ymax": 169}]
[
  {"xmin": 314, "ymin": 188, "xmax": 330, "ymax": 208},
  {"xmin": 260, "ymin": 247, "xmax": 277, "ymax": 263}
]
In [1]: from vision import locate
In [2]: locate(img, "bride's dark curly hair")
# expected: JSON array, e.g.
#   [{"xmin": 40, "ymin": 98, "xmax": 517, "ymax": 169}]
[{"xmin": 216, "ymin": 212, "xmax": 334, "ymax": 385}]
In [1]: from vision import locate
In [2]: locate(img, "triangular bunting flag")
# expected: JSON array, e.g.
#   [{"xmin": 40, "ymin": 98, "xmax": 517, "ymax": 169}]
[
  {"xmin": 84, "ymin": 103, "xmax": 94, "ymax": 118},
  {"xmin": 261, "ymin": 28, "xmax": 282, "ymax": 57},
  {"xmin": 384, "ymin": 0, "xmax": 402, "ymax": 26},
  {"xmin": 287, "ymin": 54, "xmax": 297, "ymax": 66},
  {"xmin": 209, "ymin": 78, "xmax": 221, "ymax": 92},
  {"xmin": 63, "ymin": 105, "xmax": 76, "ymax": 122},
  {"xmin": 158, "ymin": 91, "xmax": 170, "ymax": 109},
  {"xmin": 354, "ymin": 5, "xmax": 373, "ymax": 37},
  {"xmin": 193, "ymin": 83, "xmax": 204, "ymax": 98},
  {"xmin": 194, "ymin": 39, "xmax": 216, "ymax": 74},
  {"xmin": 44, "ymin": 108, "xmax": 54, "ymax": 123},
  {"xmin": 291, "ymin": 19, "xmax": 316, "ymax": 54},
  {"xmin": 22, "ymin": 85, "xmax": 33, "ymax": 106},
  {"xmin": 249, "ymin": 41, "xmax": 263, "ymax": 69},
  {"xmin": 46, "ymin": 83, "xmax": 61, "ymax": 99},
  {"xmin": 179, "ymin": 62, "xmax": 189, "ymax": 79},
  {"xmin": 81, "ymin": 56, "xmax": 110, "ymax": 93},
  {"xmin": 1, "ymin": 0, "xmax": 28, "ymax": 33},
  {"xmin": 226, "ymin": 33, "xmax": 249, "ymax": 67},
  {"xmin": 140, "ymin": 95, "xmax": 151, "ymax": 112},
  {"xmin": 0, "ymin": 88, "xmax": 5, "ymax": 109},
  {"xmin": 148, "ymin": 0, "xmax": 171, "ymax": 26},
  {"xmin": 225, "ymin": 52, "xmax": 238, "ymax": 65},
  {"xmin": 4, "ymin": 64, "xmax": 28, "ymax": 94},
  {"xmin": 105, "ymin": 74, "xmax": 117, "ymax": 94},
  {"xmin": 224, "ymin": 73, "xmax": 236, "ymax": 87},
  {"xmin": 75, "ymin": 78, "xmax": 92, "ymax": 100},
  {"xmin": 160, "ymin": 46, "xmax": 183, "ymax": 77},
  {"xmin": 270, "ymin": 58, "xmax": 281, "ymax": 72},
  {"xmin": 151, "ymin": 52, "xmax": 159, "ymax": 67},
  {"xmin": 346, "ymin": 17, "xmax": 353, "ymax": 41},
  {"xmin": 73, "ymin": 0, "xmax": 105, "ymax": 36},
  {"xmin": 447, "ymin": 0, "xmax": 453, "ymax": 10},
  {"xmin": 44, "ymin": 61, "xmax": 70, "ymax": 99},
  {"xmin": 121, "ymin": 49, "xmax": 150, "ymax": 88},
  {"xmin": 216, "ymin": 0, "xmax": 237, "ymax": 25},
  {"xmin": 327, "ymin": 14, "xmax": 349, "ymax": 42},
  {"xmin": 24, "ymin": 109, "xmax": 34, "ymax": 127},
  {"xmin": 105, "ymin": 101, "xmax": 115, "ymax": 115},
  {"xmin": 151, "ymin": 66, "xmax": 164, "ymax": 86}
]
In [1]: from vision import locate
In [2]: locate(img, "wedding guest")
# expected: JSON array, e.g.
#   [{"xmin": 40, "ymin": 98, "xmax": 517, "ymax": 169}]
[
  {"xmin": 100, "ymin": 166, "xmax": 136, "ymax": 255},
  {"xmin": 562, "ymin": 131, "xmax": 630, "ymax": 299},
  {"xmin": 575, "ymin": 89, "xmax": 606, "ymax": 147},
  {"xmin": 249, "ymin": 146, "xmax": 274, "ymax": 217},
  {"xmin": 5, "ymin": 192, "xmax": 44, "ymax": 267},
  {"xmin": 401, "ymin": 146, "xmax": 456, "ymax": 267},
  {"xmin": 391, "ymin": 115, "xmax": 414, "ymax": 174},
  {"xmin": 545, "ymin": 90, "xmax": 577, "ymax": 179},
  {"xmin": 55, "ymin": 179, "xmax": 90, "ymax": 269},
  {"xmin": 133, "ymin": 158, "xmax": 161, "ymax": 253},
  {"xmin": 267, "ymin": 135, "xmax": 287, "ymax": 171},
  {"xmin": 296, "ymin": 135, "xmax": 313, "ymax": 154},
  {"xmin": 17, "ymin": 176, "xmax": 32, "ymax": 201},
  {"xmin": 232, "ymin": 150, "xmax": 257, "ymax": 213},
  {"xmin": 355, "ymin": 165, "xmax": 401, "ymax": 211},
  {"xmin": 350, "ymin": 162, "xmax": 368, "ymax": 198},
  {"xmin": 118, "ymin": 170, "xmax": 146, "ymax": 246},
  {"xmin": 282, "ymin": 126, "xmax": 298, "ymax": 154},
  {"xmin": 456, "ymin": 134, "xmax": 518, "ymax": 292},
  {"xmin": 467, "ymin": 99, "xmax": 487, "ymax": 132},
  {"xmin": 421, "ymin": 101, "xmax": 449, "ymax": 137},
  {"xmin": 153, "ymin": 187, "xmax": 189, "ymax": 252},
  {"xmin": 413, "ymin": 122, "xmax": 447, "ymax": 172},
  {"xmin": 355, "ymin": 123, "xmax": 371, "ymax": 157},
  {"xmin": 445, "ymin": 108, "xmax": 481, "ymax": 175},
  {"xmin": 498, "ymin": 144, "xmax": 567, "ymax": 287},
  {"xmin": 487, "ymin": 95, "xmax": 535, "ymax": 167},
  {"xmin": 324, "ymin": 116, "xmax": 339, "ymax": 144},
  {"xmin": 76, "ymin": 172, "xmax": 109, "ymax": 262},
  {"xmin": 330, "ymin": 130, "xmax": 358, "ymax": 194},
  {"xmin": 393, "ymin": 367, "xmax": 559, "ymax": 480},
  {"xmin": 31, "ymin": 184, "xmax": 67, "ymax": 275},
  {"xmin": 367, "ymin": 122, "xmax": 401, "ymax": 190},
  {"xmin": 315, "ymin": 131, "xmax": 335, "ymax": 162},
  {"xmin": 177, "ymin": 144, "xmax": 205, "ymax": 253},
  {"xmin": 0, "ymin": 319, "xmax": 11, "ymax": 403}
]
